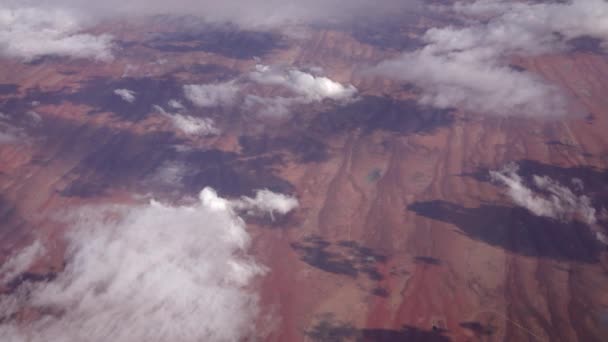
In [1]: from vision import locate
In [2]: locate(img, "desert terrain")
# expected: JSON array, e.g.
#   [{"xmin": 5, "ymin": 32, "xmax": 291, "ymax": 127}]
[{"xmin": 1, "ymin": 9, "xmax": 608, "ymax": 342}]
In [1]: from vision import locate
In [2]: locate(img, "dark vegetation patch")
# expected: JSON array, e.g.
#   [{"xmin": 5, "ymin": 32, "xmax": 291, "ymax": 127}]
[{"xmin": 291, "ymin": 236, "xmax": 387, "ymax": 280}]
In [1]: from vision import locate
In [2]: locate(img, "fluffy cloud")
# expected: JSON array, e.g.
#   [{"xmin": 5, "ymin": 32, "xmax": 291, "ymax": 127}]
[
  {"xmin": 232, "ymin": 189, "xmax": 299, "ymax": 220},
  {"xmin": 113, "ymin": 89, "xmax": 136, "ymax": 103},
  {"xmin": 372, "ymin": 0, "xmax": 608, "ymax": 116},
  {"xmin": 154, "ymin": 105, "xmax": 219, "ymax": 136},
  {"xmin": 0, "ymin": 7, "xmax": 113, "ymax": 61},
  {"xmin": 0, "ymin": 187, "xmax": 296, "ymax": 341},
  {"xmin": 491, "ymin": 163, "xmax": 607, "ymax": 244},
  {"xmin": 373, "ymin": 46, "xmax": 568, "ymax": 116},
  {"xmin": 250, "ymin": 65, "xmax": 357, "ymax": 102},
  {"xmin": 183, "ymin": 81, "xmax": 240, "ymax": 108}
]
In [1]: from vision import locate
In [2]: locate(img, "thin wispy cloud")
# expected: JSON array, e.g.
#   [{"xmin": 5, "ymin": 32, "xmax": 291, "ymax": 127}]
[
  {"xmin": 491, "ymin": 163, "xmax": 607, "ymax": 245},
  {"xmin": 183, "ymin": 81, "xmax": 240, "ymax": 108},
  {"xmin": 0, "ymin": 241, "xmax": 45, "ymax": 283}
]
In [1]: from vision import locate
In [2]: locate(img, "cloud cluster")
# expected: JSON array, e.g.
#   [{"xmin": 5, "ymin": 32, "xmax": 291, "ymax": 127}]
[
  {"xmin": 0, "ymin": 7, "xmax": 113, "ymax": 61},
  {"xmin": 491, "ymin": 163, "xmax": 607, "ymax": 244},
  {"xmin": 184, "ymin": 65, "xmax": 357, "ymax": 117},
  {"xmin": 232, "ymin": 189, "xmax": 299, "ymax": 220},
  {"xmin": 154, "ymin": 105, "xmax": 219, "ymax": 136},
  {"xmin": 0, "ymin": 187, "xmax": 297, "ymax": 341},
  {"xmin": 250, "ymin": 65, "xmax": 357, "ymax": 102},
  {"xmin": 169, "ymin": 114, "xmax": 219, "ymax": 136},
  {"xmin": 113, "ymin": 89, "xmax": 136, "ymax": 103},
  {"xmin": 1, "ymin": 0, "xmax": 420, "ymax": 60},
  {"xmin": 373, "ymin": 0, "xmax": 608, "ymax": 116},
  {"xmin": 183, "ymin": 82, "xmax": 240, "ymax": 108}
]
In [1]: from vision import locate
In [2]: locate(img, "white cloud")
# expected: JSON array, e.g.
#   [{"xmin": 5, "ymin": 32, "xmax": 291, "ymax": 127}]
[
  {"xmin": 168, "ymin": 99, "xmax": 185, "ymax": 110},
  {"xmin": 0, "ymin": 241, "xmax": 45, "ymax": 283},
  {"xmin": 0, "ymin": 188, "xmax": 270, "ymax": 341},
  {"xmin": 374, "ymin": 46, "xmax": 567, "ymax": 116},
  {"xmin": 170, "ymin": 114, "xmax": 219, "ymax": 136},
  {"xmin": 491, "ymin": 163, "xmax": 606, "ymax": 245},
  {"xmin": 113, "ymin": 89, "xmax": 136, "ymax": 103},
  {"xmin": 154, "ymin": 105, "xmax": 219, "ymax": 136},
  {"xmin": 372, "ymin": 0, "xmax": 608, "ymax": 117},
  {"xmin": 453, "ymin": 0, "xmax": 608, "ymax": 50},
  {"xmin": 183, "ymin": 81, "xmax": 240, "ymax": 108},
  {"xmin": 490, "ymin": 163, "xmax": 596, "ymax": 223},
  {"xmin": 232, "ymin": 189, "xmax": 299, "ymax": 220},
  {"xmin": 0, "ymin": 7, "xmax": 113, "ymax": 61},
  {"xmin": 183, "ymin": 65, "xmax": 357, "ymax": 117},
  {"xmin": 250, "ymin": 64, "xmax": 357, "ymax": 102}
]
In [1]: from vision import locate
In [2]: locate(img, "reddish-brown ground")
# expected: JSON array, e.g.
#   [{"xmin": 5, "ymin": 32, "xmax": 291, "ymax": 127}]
[{"xmin": 1, "ymin": 19, "xmax": 608, "ymax": 342}]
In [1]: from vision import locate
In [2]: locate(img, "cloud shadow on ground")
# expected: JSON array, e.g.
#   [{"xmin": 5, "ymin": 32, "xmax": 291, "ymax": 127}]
[{"xmin": 407, "ymin": 200, "xmax": 602, "ymax": 263}]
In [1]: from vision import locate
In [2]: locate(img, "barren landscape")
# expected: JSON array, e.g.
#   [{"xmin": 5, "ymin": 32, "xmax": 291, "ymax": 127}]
[{"xmin": 1, "ymin": 1, "xmax": 608, "ymax": 341}]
